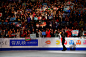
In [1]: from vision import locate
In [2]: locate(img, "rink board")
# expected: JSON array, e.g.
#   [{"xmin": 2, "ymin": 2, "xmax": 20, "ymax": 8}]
[{"xmin": 0, "ymin": 38, "xmax": 86, "ymax": 51}]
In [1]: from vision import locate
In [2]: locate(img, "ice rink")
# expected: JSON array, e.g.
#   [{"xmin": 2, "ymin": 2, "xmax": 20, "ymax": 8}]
[{"xmin": 0, "ymin": 51, "xmax": 86, "ymax": 57}]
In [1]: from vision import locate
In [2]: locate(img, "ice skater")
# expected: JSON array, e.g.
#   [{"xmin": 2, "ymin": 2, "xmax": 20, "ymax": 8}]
[{"xmin": 60, "ymin": 30, "xmax": 67, "ymax": 51}]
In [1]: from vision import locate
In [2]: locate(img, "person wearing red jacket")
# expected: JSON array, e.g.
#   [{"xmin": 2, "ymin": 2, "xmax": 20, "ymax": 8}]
[
  {"xmin": 66, "ymin": 29, "xmax": 72, "ymax": 37},
  {"xmin": 46, "ymin": 29, "xmax": 51, "ymax": 37}
]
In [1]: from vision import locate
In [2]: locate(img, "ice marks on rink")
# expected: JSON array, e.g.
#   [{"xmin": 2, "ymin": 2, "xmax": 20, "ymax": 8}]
[{"xmin": 0, "ymin": 51, "xmax": 86, "ymax": 57}]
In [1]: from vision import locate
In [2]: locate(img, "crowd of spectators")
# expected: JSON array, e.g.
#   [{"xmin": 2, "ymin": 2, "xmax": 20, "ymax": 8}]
[{"xmin": 0, "ymin": 0, "xmax": 86, "ymax": 38}]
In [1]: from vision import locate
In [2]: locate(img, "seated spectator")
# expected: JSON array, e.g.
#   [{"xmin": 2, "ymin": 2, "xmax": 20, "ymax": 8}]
[{"xmin": 0, "ymin": 0, "xmax": 86, "ymax": 38}]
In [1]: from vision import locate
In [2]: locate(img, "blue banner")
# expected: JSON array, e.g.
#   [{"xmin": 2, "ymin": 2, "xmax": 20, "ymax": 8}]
[
  {"xmin": 10, "ymin": 17, "xmax": 16, "ymax": 21},
  {"xmin": 10, "ymin": 39, "xmax": 38, "ymax": 46},
  {"xmin": 34, "ymin": 17, "xmax": 38, "ymax": 20},
  {"xmin": 63, "ymin": 6, "xmax": 70, "ymax": 12},
  {"xmin": 43, "ymin": 3, "xmax": 47, "ymax": 5}
]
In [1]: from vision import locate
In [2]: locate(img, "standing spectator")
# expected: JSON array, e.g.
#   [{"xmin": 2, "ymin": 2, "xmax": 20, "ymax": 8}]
[
  {"xmin": 45, "ymin": 11, "xmax": 48, "ymax": 20},
  {"xmin": 66, "ymin": 28, "xmax": 72, "ymax": 37},
  {"xmin": 30, "ymin": 13, "xmax": 33, "ymax": 20},
  {"xmin": 11, "ymin": 29, "xmax": 16, "ymax": 38},
  {"xmin": 5, "ymin": 28, "xmax": 9, "ymax": 38},
  {"xmin": 84, "ymin": 24, "xmax": 86, "ymax": 30},
  {"xmin": 0, "ymin": 29, "xmax": 2, "ymax": 38},
  {"xmin": 21, "ymin": 27, "xmax": 26, "ymax": 37},
  {"xmin": 27, "ymin": 16, "xmax": 31, "ymax": 24},
  {"xmin": 42, "ymin": 30, "xmax": 46, "ymax": 38},
  {"xmin": 31, "ymin": 28, "xmax": 36, "ymax": 34},
  {"xmin": 1, "ymin": 30, "xmax": 5, "ymax": 38},
  {"xmin": 36, "ymin": 30, "xmax": 39, "ymax": 37},
  {"xmin": 16, "ymin": 29, "xmax": 20, "ymax": 38},
  {"xmin": 69, "ymin": 21, "xmax": 73, "ymax": 28},
  {"xmin": 73, "ymin": 21, "xmax": 78, "ymax": 28},
  {"xmin": 54, "ymin": 29, "xmax": 58, "ymax": 37},
  {"xmin": 80, "ymin": 28, "xmax": 84, "ymax": 37},
  {"xmin": 46, "ymin": 28, "xmax": 51, "ymax": 37},
  {"xmin": 27, "ymin": 30, "xmax": 30, "ymax": 37},
  {"xmin": 24, "ymin": 30, "xmax": 27, "ymax": 37},
  {"xmin": 38, "ymin": 29, "xmax": 42, "ymax": 38},
  {"xmin": 8, "ymin": 29, "xmax": 12, "ymax": 38},
  {"xmin": 65, "ymin": 15, "xmax": 69, "ymax": 22},
  {"xmin": 50, "ymin": 29, "xmax": 54, "ymax": 37}
]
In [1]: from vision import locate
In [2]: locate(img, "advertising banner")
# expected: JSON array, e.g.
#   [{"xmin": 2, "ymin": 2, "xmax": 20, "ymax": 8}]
[
  {"xmin": 0, "ymin": 38, "xmax": 10, "ymax": 48},
  {"xmin": 71, "ymin": 30, "xmax": 79, "ymax": 36},
  {"xmin": 0, "ymin": 38, "xmax": 2, "ymax": 48},
  {"xmin": 10, "ymin": 39, "xmax": 38, "ymax": 46},
  {"xmin": 10, "ymin": 17, "xmax": 16, "ymax": 21},
  {"xmin": 39, "ymin": 38, "xmax": 58, "ymax": 47},
  {"xmin": 30, "ymin": 34, "xmax": 36, "ymax": 39},
  {"xmin": 0, "ymin": 38, "xmax": 86, "ymax": 50}
]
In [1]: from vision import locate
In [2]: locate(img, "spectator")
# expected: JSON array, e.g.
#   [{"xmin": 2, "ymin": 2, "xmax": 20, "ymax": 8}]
[
  {"xmin": 0, "ymin": 0, "xmax": 86, "ymax": 38},
  {"xmin": 5, "ymin": 28, "xmax": 9, "ymax": 38},
  {"xmin": 46, "ymin": 28, "xmax": 51, "ymax": 37},
  {"xmin": 1, "ymin": 30, "xmax": 5, "ymax": 38},
  {"xmin": 16, "ymin": 29, "xmax": 20, "ymax": 38},
  {"xmin": 66, "ymin": 28, "xmax": 72, "ymax": 37},
  {"xmin": 27, "ymin": 16, "xmax": 31, "ymax": 23},
  {"xmin": 54, "ymin": 29, "xmax": 58, "ymax": 37},
  {"xmin": 80, "ymin": 28, "xmax": 84, "ymax": 37},
  {"xmin": 8, "ymin": 29, "xmax": 12, "ymax": 38},
  {"xmin": 73, "ymin": 21, "xmax": 78, "ymax": 28},
  {"xmin": 65, "ymin": 15, "xmax": 69, "ymax": 22},
  {"xmin": 11, "ymin": 29, "xmax": 16, "ymax": 38},
  {"xmin": 27, "ymin": 30, "xmax": 30, "ymax": 37},
  {"xmin": 31, "ymin": 28, "xmax": 36, "ymax": 34},
  {"xmin": 42, "ymin": 30, "xmax": 46, "ymax": 38},
  {"xmin": 0, "ymin": 29, "xmax": 2, "ymax": 38},
  {"xmin": 50, "ymin": 29, "xmax": 54, "ymax": 37},
  {"xmin": 79, "ymin": 19, "xmax": 84, "ymax": 28},
  {"xmin": 36, "ymin": 30, "xmax": 39, "ymax": 37},
  {"xmin": 84, "ymin": 24, "xmax": 86, "ymax": 30},
  {"xmin": 38, "ymin": 29, "xmax": 42, "ymax": 38}
]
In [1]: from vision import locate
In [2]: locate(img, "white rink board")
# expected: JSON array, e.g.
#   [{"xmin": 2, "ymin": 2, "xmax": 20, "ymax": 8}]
[{"xmin": 0, "ymin": 38, "xmax": 86, "ymax": 48}]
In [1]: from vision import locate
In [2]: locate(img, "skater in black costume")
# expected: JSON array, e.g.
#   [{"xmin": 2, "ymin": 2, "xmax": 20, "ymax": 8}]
[{"xmin": 61, "ymin": 30, "xmax": 67, "ymax": 51}]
